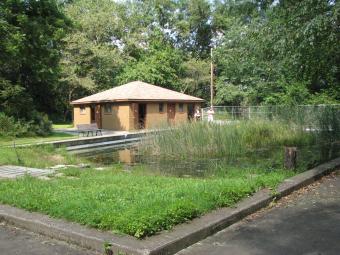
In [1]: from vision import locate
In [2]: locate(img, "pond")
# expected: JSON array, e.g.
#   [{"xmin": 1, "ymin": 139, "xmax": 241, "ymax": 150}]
[{"xmin": 79, "ymin": 141, "xmax": 340, "ymax": 178}]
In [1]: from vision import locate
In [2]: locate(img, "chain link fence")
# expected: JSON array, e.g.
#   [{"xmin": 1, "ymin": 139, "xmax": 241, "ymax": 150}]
[{"xmin": 202, "ymin": 104, "xmax": 340, "ymax": 131}]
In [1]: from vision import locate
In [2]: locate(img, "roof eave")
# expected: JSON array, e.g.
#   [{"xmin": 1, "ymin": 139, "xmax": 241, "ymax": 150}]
[{"xmin": 71, "ymin": 98, "xmax": 204, "ymax": 105}]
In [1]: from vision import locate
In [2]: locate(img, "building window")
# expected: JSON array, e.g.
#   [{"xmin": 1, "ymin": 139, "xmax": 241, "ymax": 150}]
[
  {"xmin": 178, "ymin": 103, "xmax": 184, "ymax": 113},
  {"xmin": 159, "ymin": 103, "xmax": 164, "ymax": 113},
  {"xmin": 104, "ymin": 104, "xmax": 112, "ymax": 114},
  {"xmin": 80, "ymin": 106, "xmax": 86, "ymax": 114}
]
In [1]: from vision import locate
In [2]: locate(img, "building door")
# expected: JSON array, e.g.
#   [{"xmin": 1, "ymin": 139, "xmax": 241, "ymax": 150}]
[
  {"xmin": 138, "ymin": 104, "xmax": 146, "ymax": 129},
  {"xmin": 188, "ymin": 104, "xmax": 194, "ymax": 120},
  {"xmin": 167, "ymin": 103, "xmax": 176, "ymax": 124},
  {"xmin": 90, "ymin": 105, "xmax": 96, "ymax": 123},
  {"xmin": 95, "ymin": 104, "xmax": 102, "ymax": 128},
  {"xmin": 131, "ymin": 103, "xmax": 139, "ymax": 129}
]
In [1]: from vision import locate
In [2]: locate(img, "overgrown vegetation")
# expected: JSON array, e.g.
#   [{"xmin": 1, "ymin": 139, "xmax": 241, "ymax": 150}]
[
  {"xmin": 0, "ymin": 167, "xmax": 293, "ymax": 238},
  {"xmin": 0, "ymin": 112, "xmax": 76, "ymax": 146},
  {"xmin": 0, "ymin": 113, "xmax": 52, "ymax": 137},
  {"xmin": 141, "ymin": 120, "xmax": 315, "ymax": 159},
  {"xmin": 142, "ymin": 105, "xmax": 340, "ymax": 160}
]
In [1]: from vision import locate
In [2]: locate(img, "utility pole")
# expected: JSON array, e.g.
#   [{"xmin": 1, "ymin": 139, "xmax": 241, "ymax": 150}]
[{"xmin": 210, "ymin": 47, "xmax": 213, "ymax": 107}]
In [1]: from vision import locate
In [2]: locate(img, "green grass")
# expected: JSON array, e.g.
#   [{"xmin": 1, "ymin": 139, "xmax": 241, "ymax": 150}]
[
  {"xmin": 0, "ymin": 116, "xmax": 328, "ymax": 239},
  {"xmin": 52, "ymin": 123, "xmax": 74, "ymax": 129},
  {"xmin": 0, "ymin": 132, "xmax": 77, "ymax": 146},
  {"xmin": 0, "ymin": 145, "xmax": 83, "ymax": 168},
  {"xmin": 0, "ymin": 167, "xmax": 293, "ymax": 238}
]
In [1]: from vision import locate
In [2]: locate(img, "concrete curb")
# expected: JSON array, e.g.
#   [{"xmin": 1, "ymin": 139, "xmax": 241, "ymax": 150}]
[
  {"xmin": 9, "ymin": 130, "xmax": 153, "ymax": 148},
  {"xmin": 1, "ymin": 157, "xmax": 340, "ymax": 255}
]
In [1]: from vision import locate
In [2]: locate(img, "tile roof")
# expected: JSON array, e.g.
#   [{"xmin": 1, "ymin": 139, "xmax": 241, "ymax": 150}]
[{"xmin": 71, "ymin": 81, "xmax": 204, "ymax": 104}]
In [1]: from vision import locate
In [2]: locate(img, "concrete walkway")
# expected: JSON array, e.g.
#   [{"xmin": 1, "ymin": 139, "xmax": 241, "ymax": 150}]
[
  {"xmin": 0, "ymin": 222, "xmax": 98, "ymax": 255},
  {"xmin": 54, "ymin": 128, "xmax": 127, "ymax": 136},
  {"xmin": 177, "ymin": 170, "xmax": 340, "ymax": 255},
  {"xmin": 0, "ymin": 165, "xmax": 53, "ymax": 179}
]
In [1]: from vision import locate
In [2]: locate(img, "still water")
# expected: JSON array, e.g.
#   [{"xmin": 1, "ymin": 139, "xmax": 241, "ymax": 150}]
[
  {"xmin": 80, "ymin": 142, "xmax": 340, "ymax": 177},
  {"xmin": 81, "ymin": 146, "xmax": 226, "ymax": 177}
]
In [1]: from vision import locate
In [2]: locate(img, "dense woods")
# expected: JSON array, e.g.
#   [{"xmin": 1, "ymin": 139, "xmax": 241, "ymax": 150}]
[{"xmin": 0, "ymin": 0, "xmax": 339, "ymax": 126}]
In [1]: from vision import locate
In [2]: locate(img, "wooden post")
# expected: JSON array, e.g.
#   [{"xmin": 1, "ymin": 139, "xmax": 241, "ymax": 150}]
[
  {"xmin": 210, "ymin": 47, "xmax": 213, "ymax": 107},
  {"xmin": 284, "ymin": 147, "xmax": 297, "ymax": 169}
]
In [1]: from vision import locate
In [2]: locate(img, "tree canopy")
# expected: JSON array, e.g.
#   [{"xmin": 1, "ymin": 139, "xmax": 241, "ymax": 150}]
[
  {"xmin": 0, "ymin": 0, "xmax": 339, "ymax": 124},
  {"xmin": 0, "ymin": 0, "xmax": 70, "ymax": 120}
]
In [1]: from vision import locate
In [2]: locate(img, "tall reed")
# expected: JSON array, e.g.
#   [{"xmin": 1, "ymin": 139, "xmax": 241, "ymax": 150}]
[{"xmin": 139, "ymin": 120, "xmax": 316, "ymax": 159}]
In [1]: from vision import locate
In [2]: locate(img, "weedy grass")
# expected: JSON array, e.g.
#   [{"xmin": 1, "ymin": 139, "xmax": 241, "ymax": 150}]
[
  {"xmin": 0, "ymin": 167, "xmax": 293, "ymax": 238},
  {"xmin": 141, "ymin": 120, "xmax": 316, "ymax": 159},
  {"xmin": 0, "ymin": 145, "xmax": 82, "ymax": 168},
  {"xmin": 52, "ymin": 123, "xmax": 74, "ymax": 129},
  {"xmin": 0, "ymin": 132, "xmax": 76, "ymax": 146}
]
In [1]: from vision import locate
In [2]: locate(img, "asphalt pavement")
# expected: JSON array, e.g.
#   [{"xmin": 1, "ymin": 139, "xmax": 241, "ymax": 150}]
[
  {"xmin": 177, "ymin": 170, "xmax": 340, "ymax": 255},
  {"xmin": 0, "ymin": 222, "xmax": 98, "ymax": 255}
]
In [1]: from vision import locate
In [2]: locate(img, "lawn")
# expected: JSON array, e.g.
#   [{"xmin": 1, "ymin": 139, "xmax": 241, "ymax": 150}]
[
  {"xmin": 0, "ymin": 132, "xmax": 77, "ymax": 146},
  {"xmin": 0, "ymin": 166, "xmax": 293, "ymax": 238},
  {"xmin": 52, "ymin": 123, "xmax": 74, "ymax": 129},
  {"xmin": 0, "ymin": 145, "xmax": 83, "ymax": 168}
]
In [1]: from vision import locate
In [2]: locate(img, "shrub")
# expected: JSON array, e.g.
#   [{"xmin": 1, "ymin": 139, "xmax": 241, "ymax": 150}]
[
  {"xmin": 0, "ymin": 113, "xmax": 30, "ymax": 137},
  {"xmin": 0, "ymin": 112, "xmax": 52, "ymax": 137},
  {"xmin": 28, "ymin": 111, "xmax": 52, "ymax": 136}
]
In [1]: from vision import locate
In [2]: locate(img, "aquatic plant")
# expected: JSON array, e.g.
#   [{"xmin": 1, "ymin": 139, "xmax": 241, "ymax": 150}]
[{"xmin": 140, "ymin": 119, "xmax": 316, "ymax": 159}]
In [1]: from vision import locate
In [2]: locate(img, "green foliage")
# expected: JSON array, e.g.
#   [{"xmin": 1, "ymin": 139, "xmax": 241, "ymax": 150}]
[
  {"xmin": 180, "ymin": 58, "xmax": 211, "ymax": 100},
  {"xmin": 60, "ymin": 167, "xmax": 82, "ymax": 177},
  {"xmin": 215, "ymin": 83, "xmax": 247, "ymax": 106},
  {"xmin": 61, "ymin": 0, "xmax": 212, "ymax": 106},
  {"xmin": 214, "ymin": 0, "xmax": 340, "ymax": 105},
  {"xmin": 0, "ymin": 113, "xmax": 30, "ymax": 137},
  {"xmin": 28, "ymin": 112, "xmax": 53, "ymax": 136},
  {"xmin": 0, "ymin": 112, "xmax": 52, "ymax": 137},
  {"xmin": 0, "ymin": 167, "xmax": 291, "ymax": 238},
  {"xmin": 0, "ymin": 0, "xmax": 70, "ymax": 119},
  {"xmin": 0, "ymin": 145, "xmax": 81, "ymax": 168},
  {"xmin": 2, "ymin": 0, "xmax": 339, "ymax": 125},
  {"xmin": 117, "ymin": 41, "xmax": 183, "ymax": 90}
]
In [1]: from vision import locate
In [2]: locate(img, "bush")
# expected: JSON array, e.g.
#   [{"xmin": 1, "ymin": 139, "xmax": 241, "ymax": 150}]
[
  {"xmin": 29, "ymin": 112, "xmax": 52, "ymax": 136},
  {"xmin": 0, "ymin": 113, "xmax": 30, "ymax": 137},
  {"xmin": 0, "ymin": 112, "xmax": 52, "ymax": 137}
]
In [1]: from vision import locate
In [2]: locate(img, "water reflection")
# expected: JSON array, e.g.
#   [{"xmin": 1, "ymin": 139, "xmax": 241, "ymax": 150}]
[
  {"xmin": 81, "ymin": 142, "xmax": 340, "ymax": 177},
  {"xmin": 82, "ymin": 147, "xmax": 222, "ymax": 177},
  {"xmin": 118, "ymin": 148, "xmax": 135, "ymax": 164}
]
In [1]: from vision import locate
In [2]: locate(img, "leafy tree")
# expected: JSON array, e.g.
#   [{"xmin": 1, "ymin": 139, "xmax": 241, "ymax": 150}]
[
  {"xmin": 175, "ymin": 0, "xmax": 213, "ymax": 58},
  {"xmin": 180, "ymin": 58, "xmax": 210, "ymax": 100},
  {"xmin": 117, "ymin": 39, "xmax": 184, "ymax": 90},
  {"xmin": 0, "ymin": 0, "xmax": 70, "ymax": 119},
  {"xmin": 214, "ymin": 0, "xmax": 339, "ymax": 105}
]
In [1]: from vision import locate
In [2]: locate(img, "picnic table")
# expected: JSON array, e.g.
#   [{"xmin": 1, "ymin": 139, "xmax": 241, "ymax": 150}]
[{"xmin": 77, "ymin": 123, "xmax": 102, "ymax": 137}]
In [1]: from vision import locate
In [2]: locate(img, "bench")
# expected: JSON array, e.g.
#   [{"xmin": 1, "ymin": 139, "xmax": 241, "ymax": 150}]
[{"xmin": 77, "ymin": 123, "xmax": 102, "ymax": 137}]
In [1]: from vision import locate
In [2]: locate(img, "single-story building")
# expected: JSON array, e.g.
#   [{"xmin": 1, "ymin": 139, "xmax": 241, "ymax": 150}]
[{"xmin": 71, "ymin": 81, "xmax": 204, "ymax": 131}]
